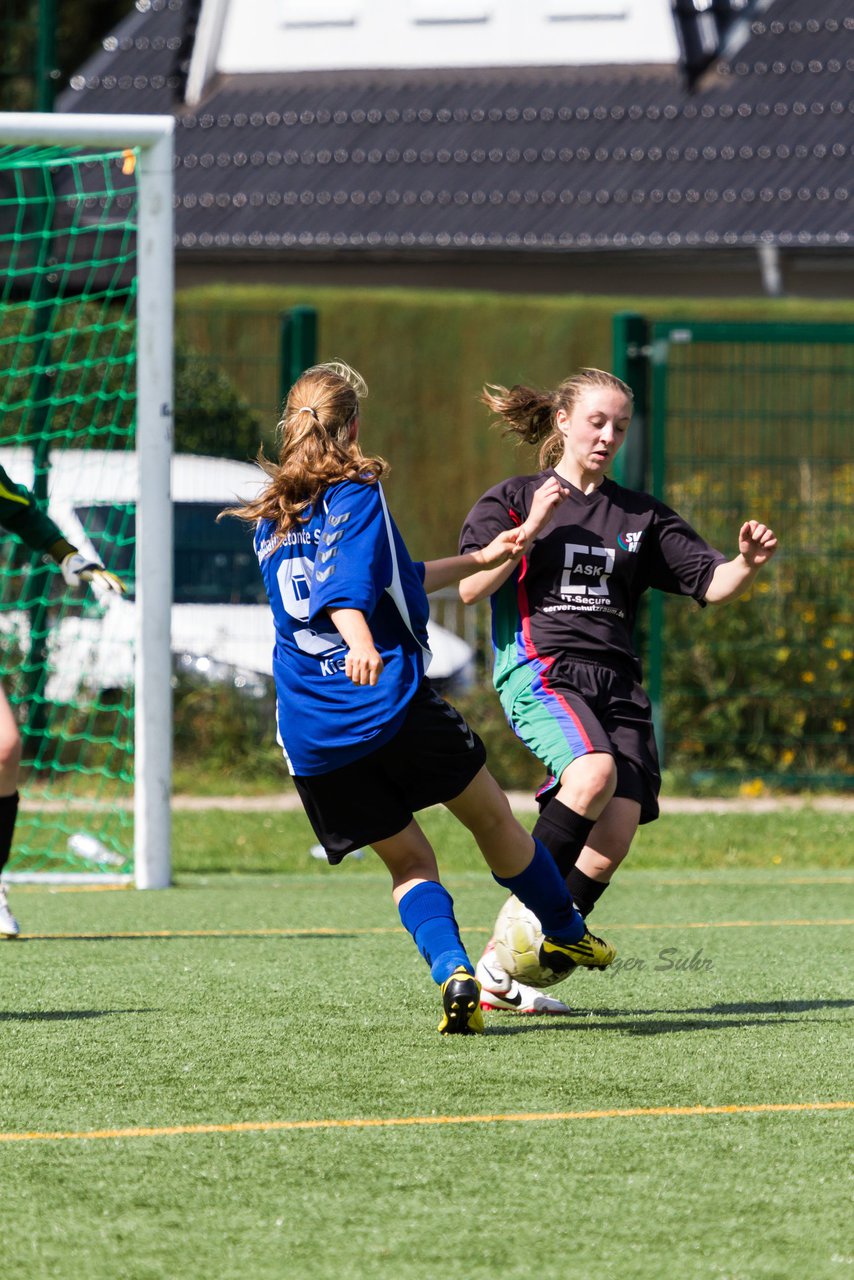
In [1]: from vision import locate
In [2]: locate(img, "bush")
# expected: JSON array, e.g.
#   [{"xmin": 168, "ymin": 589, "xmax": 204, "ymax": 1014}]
[
  {"xmin": 173, "ymin": 343, "xmax": 270, "ymax": 461},
  {"xmin": 172, "ymin": 672, "xmax": 286, "ymax": 791},
  {"xmin": 661, "ymin": 465, "xmax": 854, "ymax": 783}
]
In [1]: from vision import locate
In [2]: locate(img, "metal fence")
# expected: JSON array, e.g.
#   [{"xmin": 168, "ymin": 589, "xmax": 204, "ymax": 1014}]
[
  {"xmin": 175, "ymin": 301, "xmax": 853, "ymax": 790},
  {"xmin": 0, "ymin": 0, "xmax": 56, "ymax": 112},
  {"xmin": 616, "ymin": 316, "xmax": 854, "ymax": 789}
]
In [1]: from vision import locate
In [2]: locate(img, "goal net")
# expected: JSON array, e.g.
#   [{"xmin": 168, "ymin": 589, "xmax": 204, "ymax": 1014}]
[{"xmin": 0, "ymin": 114, "xmax": 173, "ymax": 888}]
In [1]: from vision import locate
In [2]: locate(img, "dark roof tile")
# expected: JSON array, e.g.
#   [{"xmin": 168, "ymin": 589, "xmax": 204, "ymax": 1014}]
[{"xmin": 54, "ymin": 0, "xmax": 854, "ymax": 257}]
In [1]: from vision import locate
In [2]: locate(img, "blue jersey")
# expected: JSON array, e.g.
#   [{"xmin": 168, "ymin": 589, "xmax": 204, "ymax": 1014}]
[{"xmin": 255, "ymin": 479, "xmax": 432, "ymax": 776}]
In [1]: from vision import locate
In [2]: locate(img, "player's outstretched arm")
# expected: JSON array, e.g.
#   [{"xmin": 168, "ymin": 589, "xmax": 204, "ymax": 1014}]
[
  {"xmin": 459, "ymin": 475, "xmax": 571, "ymax": 604},
  {"xmin": 326, "ymin": 607, "xmax": 384, "ymax": 686},
  {"xmin": 58, "ymin": 550, "xmax": 126, "ymax": 595},
  {"xmin": 422, "ymin": 528, "xmax": 525, "ymax": 596},
  {"xmin": 704, "ymin": 520, "xmax": 778, "ymax": 604}
]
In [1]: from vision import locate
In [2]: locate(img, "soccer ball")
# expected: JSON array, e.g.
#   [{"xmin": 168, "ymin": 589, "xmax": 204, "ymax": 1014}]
[{"xmin": 492, "ymin": 894, "xmax": 571, "ymax": 989}]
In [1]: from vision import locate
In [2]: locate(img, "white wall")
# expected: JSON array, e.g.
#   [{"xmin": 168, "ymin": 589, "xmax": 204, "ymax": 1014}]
[{"xmin": 215, "ymin": 0, "xmax": 680, "ymax": 73}]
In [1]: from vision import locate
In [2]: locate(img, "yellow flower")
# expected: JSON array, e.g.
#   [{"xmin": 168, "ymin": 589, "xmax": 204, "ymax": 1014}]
[
  {"xmin": 775, "ymin": 627, "xmax": 786, "ymax": 639},
  {"xmin": 739, "ymin": 778, "xmax": 765, "ymax": 798},
  {"xmin": 832, "ymin": 719, "xmax": 847, "ymax": 733},
  {"xmin": 822, "ymin": 636, "xmax": 836, "ymax": 649},
  {"xmin": 771, "ymin": 855, "xmax": 783, "ymax": 865},
  {"xmin": 800, "ymin": 671, "xmax": 815, "ymax": 684},
  {"xmin": 775, "ymin": 647, "xmax": 790, "ymax": 663},
  {"xmin": 757, "ymin": 581, "xmax": 771, "ymax": 594},
  {"xmin": 780, "ymin": 749, "xmax": 796, "ymax": 767},
  {"xmin": 801, "ymin": 607, "xmax": 816, "ymax": 623},
  {"xmin": 826, "ymin": 659, "xmax": 839, "ymax": 671},
  {"xmin": 841, "ymin": 649, "xmax": 853, "ymax": 662}
]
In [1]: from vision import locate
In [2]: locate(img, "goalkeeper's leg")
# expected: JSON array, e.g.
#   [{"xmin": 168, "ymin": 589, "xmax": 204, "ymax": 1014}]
[{"xmin": 0, "ymin": 684, "xmax": 22, "ymax": 939}]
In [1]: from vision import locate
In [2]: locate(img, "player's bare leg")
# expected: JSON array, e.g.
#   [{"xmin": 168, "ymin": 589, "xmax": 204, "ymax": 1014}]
[
  {"xmin": 0, "ymin": 682, "xmax": 22, "ymax": 939},
  {"xmin": 555, "ymin": 752, "xmax": 617, "ymax": 821},
  {"xmin": 568, "ymin": 795, "xmax": 642, "ymax": 915},
  {"xmin": 443, "ymin": 765, "xmax": 532, "ymax": 878},
  {"xmin": 528, "ymin": 751, "xmax": 617, "ymax": 888}
]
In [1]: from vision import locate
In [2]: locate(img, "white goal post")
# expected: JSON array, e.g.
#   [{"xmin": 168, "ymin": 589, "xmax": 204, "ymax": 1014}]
[{"xmin": 0, "ymin": 113, "xmax": 174, "ymax": 889}]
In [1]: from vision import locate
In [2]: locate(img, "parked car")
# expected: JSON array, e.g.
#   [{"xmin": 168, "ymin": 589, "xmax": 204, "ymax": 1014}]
[{"xmin": 0, "ymin": 448, "xmax": 474, "ymax": 699}]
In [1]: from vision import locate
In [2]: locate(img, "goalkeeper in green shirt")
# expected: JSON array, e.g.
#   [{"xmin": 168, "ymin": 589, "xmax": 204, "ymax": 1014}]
[{"xmin": 0, "ymin": 465, "xmax": 125, "ymax": 938}]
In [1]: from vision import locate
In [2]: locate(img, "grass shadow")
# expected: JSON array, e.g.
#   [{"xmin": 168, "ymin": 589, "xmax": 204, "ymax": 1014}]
[
  {"xmin": 484, "ymin": 996, "xmax": 853, "ymax": 1037},
  {"xmin": 0, "ymin": 1008, "xmax": 157, "ymax": 1022}
]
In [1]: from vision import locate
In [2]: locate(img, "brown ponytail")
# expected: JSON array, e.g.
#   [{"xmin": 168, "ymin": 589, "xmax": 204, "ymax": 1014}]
[
  {"xmin": 220, "ymin": 361, "xmax": 388, "ymax": 535},
  {"xmin": 482, "ymin": 368, "xmax": 633, "ymax": 468}
]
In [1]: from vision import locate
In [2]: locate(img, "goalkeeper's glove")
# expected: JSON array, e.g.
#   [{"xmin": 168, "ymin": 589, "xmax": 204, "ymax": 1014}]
[{"xmin": 59, "ymin": 552, "xmax": 126, "ymax": 595}]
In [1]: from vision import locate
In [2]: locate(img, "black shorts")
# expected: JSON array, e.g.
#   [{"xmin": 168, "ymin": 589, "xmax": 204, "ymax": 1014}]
[
  {"xmin": 292, "ymin": 680, "xmax": 488, "ymax": 863},
  {"xmin": 517, "ymin": 655, "xmax": 662, "ymax": 825}
]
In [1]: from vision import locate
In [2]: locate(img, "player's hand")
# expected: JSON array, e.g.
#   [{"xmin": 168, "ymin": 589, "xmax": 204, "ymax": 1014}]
[
  {"xmin": 520, "ymin": 475, "xmax": 571, "ymax": 546},
  {"xmin": 60, "ymin": 552, "xmax": 126, "ymax": 595},
  {"xmin": 470, "ymin": 527, "xmax": 526, "ymax": 570},
  {"xmin": 738, "ymin": 520, "xmax": 778, "ymax": 569},
  {"xmin": 345, "ymin": 644, "xmax": 384, "ymax": 686}
]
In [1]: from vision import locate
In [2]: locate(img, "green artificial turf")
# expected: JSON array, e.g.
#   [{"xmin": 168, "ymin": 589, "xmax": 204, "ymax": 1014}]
[
  {"xmin": 169, "ymin": 805, "xmax": 854, "ymax": 875},
  {"xmin": 2, "ymin": 840, "xmax": 852, "ymax": 1279}
]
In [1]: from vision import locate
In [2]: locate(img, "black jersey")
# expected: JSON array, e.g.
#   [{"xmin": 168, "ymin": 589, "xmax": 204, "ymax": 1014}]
[{"xmin": 459, "ymin": 471, "xmax": 726, "ymax": 687}]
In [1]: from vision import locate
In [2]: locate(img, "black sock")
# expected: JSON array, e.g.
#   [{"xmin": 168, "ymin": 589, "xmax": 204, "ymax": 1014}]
[
  {"xmin": 0, "ymin": 792, "xmax": 19, "ymax": 874},
  {"xmin": 532, "ymin": 798, "xmax": 595, "ymax": 879},
  {"xmin": 566, "ymin": 865, "xmax": 609, "ymax": 919}
]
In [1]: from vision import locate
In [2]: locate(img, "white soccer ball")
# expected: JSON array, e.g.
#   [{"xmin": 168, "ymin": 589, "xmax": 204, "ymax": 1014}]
[{"xmin": 492, "ymin": 894, "xmax": 571, "ymax": 989}]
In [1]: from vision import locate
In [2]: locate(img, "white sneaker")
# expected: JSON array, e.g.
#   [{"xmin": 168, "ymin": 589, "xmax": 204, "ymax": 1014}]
[
  {"xmin": 0, "ymin": 883, "xmax": 20, "ymax": 939},
  {"xmin": 476, "ymin": 942, "xmax": 573, "ymax": 1015}
]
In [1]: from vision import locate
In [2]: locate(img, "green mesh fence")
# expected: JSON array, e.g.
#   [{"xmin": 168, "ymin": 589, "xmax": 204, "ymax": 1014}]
[
  {"xmin": 647, "ymin": 321, "xmax": 854, "ymax": 789},
  {"xmin": 0, "ymin": 143, "xmax": 138, "ymax": 875}
]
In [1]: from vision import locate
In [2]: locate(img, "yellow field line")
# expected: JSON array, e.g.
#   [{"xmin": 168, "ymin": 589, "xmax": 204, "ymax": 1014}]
[
  {"xmin": 16, "ymin": 918, "xmax": 854, "ymax": 940},
  {"xmin": 14, "ymin": 884, "xmax": 131, "ymax": 895},
  {"xmin": 2, "ymin": 1100, "xmax": 850, "ymax": 1145}
]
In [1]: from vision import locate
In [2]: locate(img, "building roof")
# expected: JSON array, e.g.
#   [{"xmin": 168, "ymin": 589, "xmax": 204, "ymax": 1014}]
[{"xmin": 55, "ymin": 0, "xmax": 853, "ymax": 264}]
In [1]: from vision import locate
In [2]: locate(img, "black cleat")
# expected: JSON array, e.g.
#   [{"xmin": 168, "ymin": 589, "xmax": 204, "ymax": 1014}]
[{"xmin": 438, "ymin": 967, "xmax": 485, "ymax": 1035}]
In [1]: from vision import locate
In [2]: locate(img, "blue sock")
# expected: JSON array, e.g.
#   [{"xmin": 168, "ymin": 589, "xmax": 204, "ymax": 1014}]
[
  {"xmin": 493, "ymin": 839, "xmax": 585, "ymax": 942},
  {"xmin": 398, "ymin": 881, "xmax": 473, "ymax": 986}
]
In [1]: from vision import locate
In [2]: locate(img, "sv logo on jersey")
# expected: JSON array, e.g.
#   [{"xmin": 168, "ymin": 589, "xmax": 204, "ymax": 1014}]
[
  {"xmin": 617, "ymin": 531, "xmax": 642, "ymax": 553},
  {"xmin": 561, "ymin": 544, "xmax": 615, "ymax": 598}
]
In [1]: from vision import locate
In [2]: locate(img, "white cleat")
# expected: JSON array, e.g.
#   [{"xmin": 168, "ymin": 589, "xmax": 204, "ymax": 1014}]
[
  {"xmin": 476, "ymin": 944, "xmax": 574, "ymax": 1015},
  {"xmin": 0, "ymin": 882, "xmax": 20, "ymax": 939}
]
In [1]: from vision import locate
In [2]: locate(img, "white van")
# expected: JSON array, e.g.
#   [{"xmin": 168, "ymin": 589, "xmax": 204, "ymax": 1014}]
[{"xmin": 0, "ymin": 448, "xmax": 473, "ymax": 699}]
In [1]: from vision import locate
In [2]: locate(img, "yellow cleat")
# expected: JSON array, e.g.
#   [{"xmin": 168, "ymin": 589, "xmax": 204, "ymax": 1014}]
[
  {"xmin": 438, "ymin": 967, "xmax": 485, "ymax": 1035},
  {"xmin": 540, "ymin": 927, "xmax": 616, "ymax": 974}
]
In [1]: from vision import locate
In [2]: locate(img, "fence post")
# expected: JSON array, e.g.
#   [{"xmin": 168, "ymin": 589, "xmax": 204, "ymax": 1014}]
[
  {"xmin": 36, "ymin": 0, "xmax": 58, "ymax": 111},
  {"xmin": 279, "ymin": 306, "xmax": 318, "ymax": 407},
  {"xmin": 611, "ymin": 311, "xmax": 649, "ymax": 491}
]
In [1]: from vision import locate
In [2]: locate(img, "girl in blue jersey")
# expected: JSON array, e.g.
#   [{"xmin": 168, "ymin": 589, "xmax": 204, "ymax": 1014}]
[
  {"xmin": 459, "ymin": 368, "xmax": 777, "ymax": 1014},
  {"xmin": 223, "ymin": 361, "xmax": 617, "ymax": 1035}
]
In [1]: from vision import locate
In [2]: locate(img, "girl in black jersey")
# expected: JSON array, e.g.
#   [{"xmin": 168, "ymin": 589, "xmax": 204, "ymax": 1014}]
[{"xmin": 459, "ymin": 368, "xmax": 778, "ymax": 1014}]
